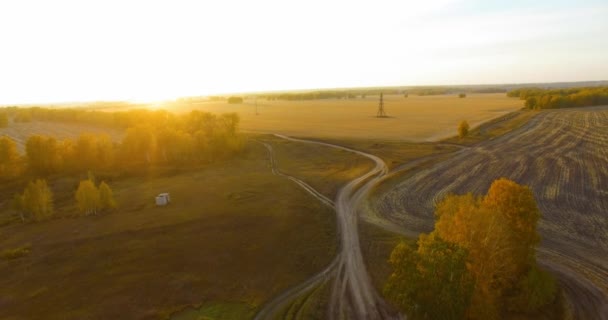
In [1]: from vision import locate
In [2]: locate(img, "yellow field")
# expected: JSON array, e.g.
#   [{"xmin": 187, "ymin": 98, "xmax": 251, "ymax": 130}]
[{"xmin": 181, "ymin": 93, "xmax": 523, "ymax": 141}]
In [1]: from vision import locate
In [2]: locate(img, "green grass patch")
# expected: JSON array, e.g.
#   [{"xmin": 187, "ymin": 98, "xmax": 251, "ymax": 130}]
[{"xmin": 170, "ymin": 302, "xmax": 256, "ymax": 320}]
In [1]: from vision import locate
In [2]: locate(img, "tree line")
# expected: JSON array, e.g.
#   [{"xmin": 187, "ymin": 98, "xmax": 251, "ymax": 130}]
[
  {"xmin": 11, "ymin": 176, "xmax": 116, "ymax": 222},
  {"xmin": 2, "ymin": 109, "xmax": 243, "ymax": 223},
  {"xmin": 384, "ymin": 178, "xmax": 558, "ymax": 319},
  {"xmin": 1, "ymin": 107, "xmax": 201, "ymax": 129},
  {"xmin": 0, "ymin": 110, "xmax": 243, "ymax": 178},
  {"xmin": 507, "ymin": 86, "xmax": 608, "ymax": 109}
]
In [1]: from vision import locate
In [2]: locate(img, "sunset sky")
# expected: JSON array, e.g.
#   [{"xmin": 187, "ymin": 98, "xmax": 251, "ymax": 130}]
[{"xmin": 1, "ymin": 0, "xmax": 607, "ymax": 104}]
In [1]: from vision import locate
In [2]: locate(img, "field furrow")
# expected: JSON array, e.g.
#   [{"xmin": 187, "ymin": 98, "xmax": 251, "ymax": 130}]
[{"xmin": 374, "ymin": 106, "xmax": 608, "ymax": 319}]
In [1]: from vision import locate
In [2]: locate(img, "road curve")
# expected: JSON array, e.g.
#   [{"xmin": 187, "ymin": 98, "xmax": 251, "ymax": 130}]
[
  {"xmin": 253, "ymin": 141, "xmax": 338, "ymax": 320},
  {"xmin": 272, "ymin": 135, "xmax": 400, "ymax": 320}
]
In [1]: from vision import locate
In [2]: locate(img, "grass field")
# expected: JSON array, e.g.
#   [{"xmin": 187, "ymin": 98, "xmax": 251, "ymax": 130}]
[
  {"xmin": 180, "ymin": 94, "xmax": 522, "ymax": 141},
  {"xmin": 262, "ymin": 135, "xmax": 375, "ymax": 199},
  {"xmin": 0, "ymin": 136, "xmax": 381, "ymax": 320}
]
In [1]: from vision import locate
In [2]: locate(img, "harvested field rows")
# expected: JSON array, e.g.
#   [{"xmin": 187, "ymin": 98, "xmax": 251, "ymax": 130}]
[{"xmin": 374, "ymin": 106, "xmax": 608, "ymax": 318}]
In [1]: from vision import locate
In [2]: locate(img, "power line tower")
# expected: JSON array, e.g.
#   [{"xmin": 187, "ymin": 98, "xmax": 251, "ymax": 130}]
[{"xmin": 377, "ymin": 92, "xmax": 388, "ymax": 118}]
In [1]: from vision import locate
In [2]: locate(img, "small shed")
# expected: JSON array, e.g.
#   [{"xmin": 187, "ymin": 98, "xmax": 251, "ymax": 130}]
[{"xmin": 155, "ymin": 193, "xmax": 171, "ymax": 206}]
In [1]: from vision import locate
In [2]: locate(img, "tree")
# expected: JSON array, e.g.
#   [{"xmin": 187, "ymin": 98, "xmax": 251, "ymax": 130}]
[
  {"xmin": 458, "ymin": 120, "xmax": 470, "ymax": 138},
  {"xmin": 120, "ymin": 125, "xmax": 156, "ymax": 165},
  {"xmin": 434, "ymin": 193, "xmax": 518, "ymax": 319},
  {"xmin": 384, "ymin": 235, "xmax": 474, "ymax": 320},
  {"xmin": 0, "ymin": 112, "xmax": 8, "ymax": 127},
  {"xmin": 483, "ymin": 178, "xmax": 541, "ymax": 271},
  {"xmin": 95, "ymin": 134, "xmax": 115, "ymax": 169},
  {"xmin": 0, "ymin": 136, "xmax": 21, "ymax": 178},
  {"xmin": 10, "ymin": 193, "xmax": 26, "ymax": 222},
  {"xmin": 22, "ymin": 179, "xmax": 54, "ymax": 221},
  {"xmin": 227, "ymin": 96, "xmax": 243, "ymax": 104},
  {"xmin": 525, "ymin": 97, "xmax": 538, "ymax": 109},
  {"xmin": 75, "ymin": 133, "xmax": 99, "ymax": 171},
  {"xmin": 386, "ymin": 179, "xmax": 556, "ymax": 319},
  {"xmin": 25, "ymin": 135, "xmax": 61, "ymax": 175},
  {"xmin": 99, "ymin": 181, "xmax": 116, "ymax": 211},
  {"xmin": 75, "ymin": 180, "xmax": 100, "ymax": 215}
]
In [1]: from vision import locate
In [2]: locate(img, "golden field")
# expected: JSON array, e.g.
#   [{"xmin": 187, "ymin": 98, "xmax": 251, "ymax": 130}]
[{"xmin": 181, "ymin": 93, "xmax": 523, "ymax": 141}]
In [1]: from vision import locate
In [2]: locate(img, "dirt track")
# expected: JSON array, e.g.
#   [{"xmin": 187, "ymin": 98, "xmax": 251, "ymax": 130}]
[
  {"xmin": 373, "ymin": 106, "xmax": 608, "ymax": 319},
  {"xmin": 254, "ymin": 141, "xmax": 338, "ymax": 320},
  {"xmin": 255, "ymin": 136, "xmax": 400, "ymax": 319}
]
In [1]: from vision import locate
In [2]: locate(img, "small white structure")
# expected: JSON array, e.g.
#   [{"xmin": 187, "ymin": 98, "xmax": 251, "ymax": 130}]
[{"xmin": 155, "ymin": 193, "xmax": 171, "ymax": 206}]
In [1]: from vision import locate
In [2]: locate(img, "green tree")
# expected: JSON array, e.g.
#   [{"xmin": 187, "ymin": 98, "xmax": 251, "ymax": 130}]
[
  {"xmin": 22, "ymin": 179, "xmax": 54, "ymax": 221},
  {"xmin": 458, "ymin": 120, "xmax": 470, "ymax": 138},
  {"xmin": 99, "ymin": 181, "xmax": 116, "ymax": 210},
  {"xmin": 384, "ymin": 234, "xmax": 473, "ymax": 320},
  {"xmin": 75, "ymin": 180, "xmax": 100, "ymax": 215}
]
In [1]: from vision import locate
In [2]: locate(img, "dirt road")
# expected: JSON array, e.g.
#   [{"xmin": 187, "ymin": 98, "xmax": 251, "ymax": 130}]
[
  {"xmin": 254, "ymin": 142, "xmax": 338, "ymax": 320},
  {"xmin": 372, "ymin": 106, "xmax": 608, "ymax": 319},
  {"xmin": 255, "ymin": 137, "xmax": 400, "ymax": 319}
]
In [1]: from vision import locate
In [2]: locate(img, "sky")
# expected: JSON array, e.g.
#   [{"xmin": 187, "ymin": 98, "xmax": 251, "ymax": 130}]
[{"xmin": 0, "ymin": 0, "xmax": 607, "ymax": 104}]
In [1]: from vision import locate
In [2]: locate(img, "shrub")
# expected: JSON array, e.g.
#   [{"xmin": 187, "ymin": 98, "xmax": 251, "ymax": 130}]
[
  {"xmin": 1, "ymin": 246, "xmax": 31, "ymax": 260},
  {"xmin": 227, "ymin": 96, "xmax": 243, "ymax": 104}
]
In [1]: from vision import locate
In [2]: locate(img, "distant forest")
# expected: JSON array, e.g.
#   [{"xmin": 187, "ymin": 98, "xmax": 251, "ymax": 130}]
[
  {"xmin": 257, "ymin": 87, "xmax": 506, "ymax": 101},
  {"xmin": 507, "ymin": 87, "xmax": 608, "ymax": 109}
]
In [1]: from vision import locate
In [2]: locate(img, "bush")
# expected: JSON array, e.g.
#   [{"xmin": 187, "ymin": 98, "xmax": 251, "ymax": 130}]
[
  {"xmin": 227, "ymin": 96, "xmax": 243, "ymax": 104},
  {"xmin": 458, "ymin": 93, "xmax": 466, "ymax": 98},
  {"xmin": 1, "ymin": 246, "xmax": 31, "ymax": 260},
  {"xmin": 458, "ymin": 120, "xmax": 470, "ymax": 138}
]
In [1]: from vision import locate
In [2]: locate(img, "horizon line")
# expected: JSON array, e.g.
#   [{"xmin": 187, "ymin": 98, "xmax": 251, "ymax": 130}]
[{"xmin": 1, "ymin": 79, "xmax": 607, "ymax": 107}]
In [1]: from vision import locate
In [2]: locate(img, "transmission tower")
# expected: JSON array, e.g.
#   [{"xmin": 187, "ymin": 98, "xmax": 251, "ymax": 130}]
[{"xmin": 377, "ymin": 92, "xmax": 387, "ymax": 117}]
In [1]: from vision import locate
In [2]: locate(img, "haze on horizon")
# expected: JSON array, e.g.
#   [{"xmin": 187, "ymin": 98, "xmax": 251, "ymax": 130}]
[{"xmin": 1, "ymin": 0, "xmax": 607, "ymax": 105}]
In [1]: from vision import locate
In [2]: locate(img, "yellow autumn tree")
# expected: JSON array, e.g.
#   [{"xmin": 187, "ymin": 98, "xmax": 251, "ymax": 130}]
[
  {"xmin": 99, "ymin": 181, "xmax": 116, "ymax": 211},
  {"xmin": 75, "ymin": 180, "xmax": 100, "ymax": 215},
  {"xmin": 22, "ymin": 179, "xmax": 54, "ymax": 221},
  {"xmin": 458, "ymin": 120, "xmax": 470, "ymax": 138},
  {"xmin": 434, "ymin": 193, "xmax": 518, "ymax": 319},
  {"xmin": 386, "ymin": 178, "xmax": 557, "ymax": 319},
  {"xmin": 0, "ymin": 136, "xmax": 21, "ymax": 179}
]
